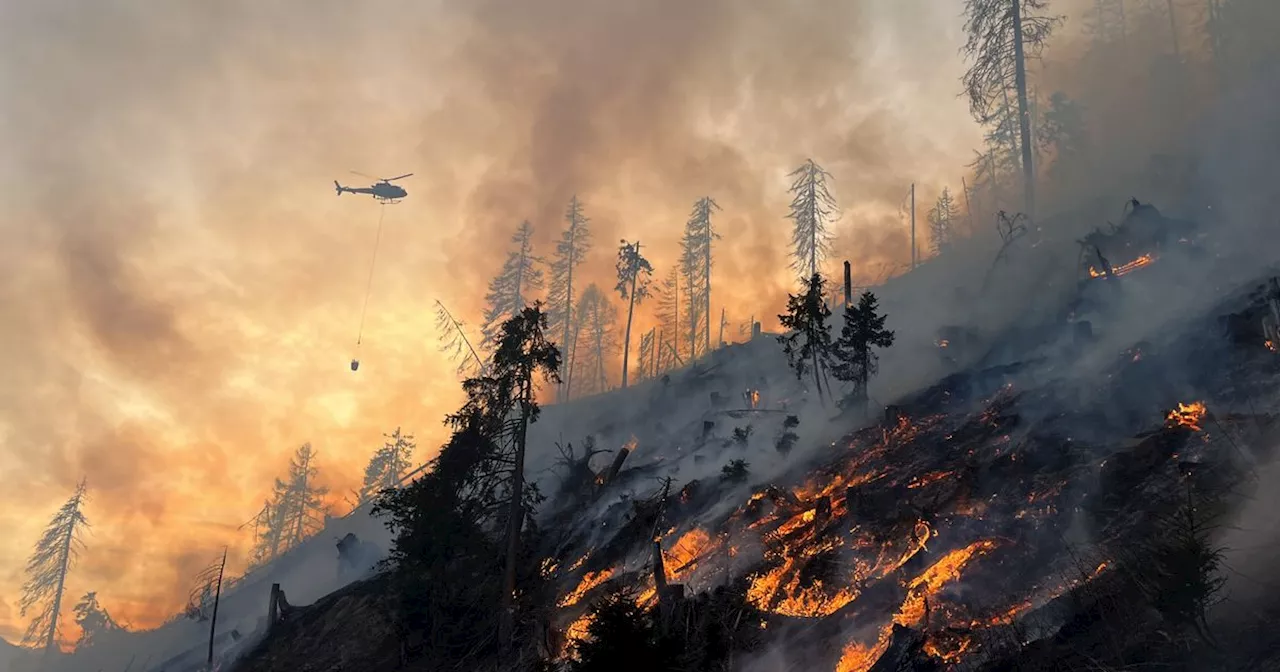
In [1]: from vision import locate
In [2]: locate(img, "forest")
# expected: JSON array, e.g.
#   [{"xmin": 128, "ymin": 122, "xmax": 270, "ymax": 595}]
[{"xmin": 5, "ymin": 0, "xmax": 1280, "ymax": 671}]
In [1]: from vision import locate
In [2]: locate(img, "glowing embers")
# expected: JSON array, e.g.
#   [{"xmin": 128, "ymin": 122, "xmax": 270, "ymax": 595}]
[
  {"xmin": 745, "ymin": 388, "xmax": 762, "ymax": 408},
  {"xmin": 1088, "ymin": 253, "xmax": 1156, "ymax": 279},
  {"xmin": 836, "ymin": 628, "xmax": 893, "ymax": 672},
  {"xmin": 1166, "ymin": 401, "xmax": 1207, "ymax": 432},
  {"xmin": 1267, "ymin": 339, "xmax": 1277, "ymax": 353},
  {"xmin": 558, "ymin": 568, "xmax": 616, "ymax": 608},
  {"xmin": 894, "ymin": 540, "xmax": 999, "ymax": 629}
]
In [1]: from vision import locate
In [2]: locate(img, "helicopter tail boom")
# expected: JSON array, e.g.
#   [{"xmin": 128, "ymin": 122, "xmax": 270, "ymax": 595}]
[{"xmin": 335, "ymin": 180, "xmax": 344, "ymax": 196}]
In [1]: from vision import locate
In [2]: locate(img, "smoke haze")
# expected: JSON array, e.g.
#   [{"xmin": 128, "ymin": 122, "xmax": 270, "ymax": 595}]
[{"xmin": 0, "ymin": 0, "xmax": 981, "ymax": 641}]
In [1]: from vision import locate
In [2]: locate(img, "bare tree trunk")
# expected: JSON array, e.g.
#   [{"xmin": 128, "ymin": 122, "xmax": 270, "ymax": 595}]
[
  {"xmin": 207, "ymin": 548, "xmax": 227, "ymax": 668},
  {"xmin": 703, "ymin": 227, "xmax": 712, "ymax": 354},
  {"xmin": 501, "ymin": 378, "xmax": 533, "ymax": 648},
  {"xmin": 1012, "ymin": 0, "xmax": 1036, "ymax": 220},
  {"xmin": 621, "ymin": 252, "xmax": 639, "ymax": 389},
  {"xmin": 44, "ymin": 518, "xmax": 77, "ymax": 654}
]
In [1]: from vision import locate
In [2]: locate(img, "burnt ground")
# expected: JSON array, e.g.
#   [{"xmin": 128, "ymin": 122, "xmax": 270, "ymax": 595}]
[{"xmin": 231, "ymin": 267, "xmax": 1280, "ymax": 672}]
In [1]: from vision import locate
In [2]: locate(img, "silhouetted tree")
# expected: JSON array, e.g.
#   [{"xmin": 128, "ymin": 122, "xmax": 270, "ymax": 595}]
[
  {"xmin": 567, "ymin": 284, "xmax": 618, "ymax": 399},
  {"xmin": 20, "ymin": 479, "xmax": 89, "ymax": 652},
  {"xmin": 680, "ymin": 198, "xmax": 720, "ymax": 356},
  {"xmin": 72, "ymin": 592, "xmax": 119, "ymax": 650},
  {"xmin": 962, "ymin": 0, "xmax": 1063, "ymax": 219},
  {"xmin": 615, "ymin": 239, "xmax": 654, "ymax": 389},
  {"xmin": 1037, "ymin": 92, "xmax": 1088, "ymax": 177},
  {"xmin": 251, "ymin": 444, "xmax": 328, "ymax": 564},
  {"xmin": 636, "ymin": 328, "xmax": 656, "ymax": 383},
  {"xmin": 786, "ymin": 160, "xmax": 838, "ymax": 282},
  {"xmin": 928, "ymin": 188, "xmax": 961, "ymax": 255},
  {"xmin": 655, "ymin": 267, "xmax": 684, "ymax": 370},
  {"xmin": 434, "ymin": 299, "xmax": 487, "ymax": 377},
  {"xmin": 777, "ymin": 273, "xmax": 835, "ymax": 402},
  {"xmin": 832, "ymin": 291, "xmax": 896, "ymax": 414},
  {"xmin": 549, "ymin": 196, "xmax": 592, "ymax": 402},
  {"xmin": 357, "ymin": 427, "xmax": 416, "ymax": 504},
  {"xmin": 481, "ymin": 221, "xmax": 545, "ymax": 351}
]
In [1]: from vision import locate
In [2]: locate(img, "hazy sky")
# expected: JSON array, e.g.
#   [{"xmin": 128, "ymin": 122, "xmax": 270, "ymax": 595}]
[{"xmin": 0, "ymin": 0, "xmax": 982, "ymax": 642}]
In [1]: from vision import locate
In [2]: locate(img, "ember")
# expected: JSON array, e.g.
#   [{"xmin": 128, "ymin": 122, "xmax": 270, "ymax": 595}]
[
  {"xmin": 1166, "ymin": 401, "xmax": 1207, "ymax": 431},
  {"xmin": 1088, "ymin": 253, "xmax": 1156, "ymax": 278}
]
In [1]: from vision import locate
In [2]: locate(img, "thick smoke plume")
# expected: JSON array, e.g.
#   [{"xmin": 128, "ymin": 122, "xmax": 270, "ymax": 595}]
[{"xmin": 0, "ymin": 0, "xmax": 978, "ymax": 641}]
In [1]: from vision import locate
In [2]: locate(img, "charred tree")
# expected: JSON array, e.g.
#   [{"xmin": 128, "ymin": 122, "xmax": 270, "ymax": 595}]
[
  {"xmin": 928, "ymin": 188, "xmax": 961, "ymax": 256},
  {"xmin": 72, "ymin": 592, "xmax": 120, "ymax": 650},
  {"xmin": 680, "ymin": 198, "xmax": 720, "ymax": 356},
  {"xmin": 786, "ymin": 160, "xmax": 838, "ymax": 282},
  {"xmin": 357, "ymin": 427, "xmax": 416, "ymax": 504},
  {"xmin": 962, "ymin": 0, "xmax": 1062, "ymax": 221},
  {"xmin": 615, "ymin": 239, "xmax": 654, "ymax": 389},
  {"xmin": 481, "ymin": 221, "xmax": 545, "ymax": 351},
  {"xmin": 832, "ymin": 290, "xmax": 896, "ymax": 415},
  {"xmin": 655, "ymin": 267, "xmax": 684, "ymax": 371},
  {"xmin": 777, "ymin": 273, "xmax": 835, "ymax": 403},
  {"xmin": 19, "ymin": 479, "xmax": 89, "ymax": 653},
  {"xmin": 549, "ymin": 196, "xmax": 593, "ymax": 402}
]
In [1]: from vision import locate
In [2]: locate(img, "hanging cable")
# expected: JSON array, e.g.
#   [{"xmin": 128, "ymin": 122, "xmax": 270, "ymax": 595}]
[{"xmin": 355, "ymin": 204, "xmax": 387, "ymax": 349}]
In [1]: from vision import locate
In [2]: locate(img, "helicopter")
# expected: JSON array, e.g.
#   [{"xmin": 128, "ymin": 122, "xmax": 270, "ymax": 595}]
[{"xmin": 334, "ymin": 171, "xmax": 413, "ymax": 204}]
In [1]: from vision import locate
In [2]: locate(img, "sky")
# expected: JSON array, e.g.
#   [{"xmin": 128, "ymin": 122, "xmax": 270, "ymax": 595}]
[{"xmin": 0, "ymin": 0, "xmax": 984, "ymax": 643}]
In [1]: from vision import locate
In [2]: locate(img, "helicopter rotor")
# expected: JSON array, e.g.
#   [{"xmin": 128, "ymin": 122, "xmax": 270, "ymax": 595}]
[
  {"xmin": 350, "ymin": 171, "xmax": 413, "ymax": 183},
  {"xmin": 384, "ymin": 173, "xmax": 413, "ymax": 182}
]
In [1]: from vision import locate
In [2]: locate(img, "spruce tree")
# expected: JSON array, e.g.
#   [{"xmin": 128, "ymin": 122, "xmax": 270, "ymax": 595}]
[
  {"xmin": 567, "ymin": 284, "xmax": 618, "ymax": 398},
  {"xmin": 481, "ymin": 221, "xmax": 544, "ymax": 351},
  {"xmin": 357, "ymin": 427, "xmax": 416, "ymax": 504},
  {"xmin": 928, "ymin": 188, "xmax": 961, "ymax": 255},
  {"xmin": 20, "ymin": 479, "xmax": 89, "ymax": 652},
  {"xmin": 548, "ymin": 196, "xmax": 592, "ymax": 401},
  {"xmin": 72, "ymin": 592, "xmax": 119, "ymax": 650},
  {"xmin": 615, "ymin": 240, "xmax": 653, "ymax": 389},
  {"xmin": 777, "ymin": 273, "xmax": 835, "ymax": 402},
  {"xmin": 831, "ymin": 291, "xmax": 896, "ymax": 414},
  {"xmin": 680, "ymin": 198, "xmax": 720, "ymax": 356},
  {"xmin": 786, "ymin": 160, "xmax": 838, "ymax": 282}
]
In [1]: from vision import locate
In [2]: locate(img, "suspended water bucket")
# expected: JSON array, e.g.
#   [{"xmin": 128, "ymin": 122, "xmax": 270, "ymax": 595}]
[{"xmin": 351, "ymin": 359, "xmax": 360, "ymax": 371}]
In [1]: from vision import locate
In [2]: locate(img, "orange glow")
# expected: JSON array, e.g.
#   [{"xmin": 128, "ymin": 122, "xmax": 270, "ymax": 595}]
[
  {"xmin": 836, "ymin": 627, "xmax": 893, "ymax": 672},
  {"xmin": 1267, "ymin": 339, "xmax": 1277, "ymax": 353},
  {"xmin": 1088, "ymin": 253, "xmax": 1156, "ymax": 278},
  {"xmin": 1166, "ymin": 401, "xmax": 1207, "ymax": 432},
  {"xmin": 894, "ymin": 540, "xmax": 998, "ymax": 628},
  {"xmin": 558, "ymin": 568, "xmax": 615, "ymax": 608}
]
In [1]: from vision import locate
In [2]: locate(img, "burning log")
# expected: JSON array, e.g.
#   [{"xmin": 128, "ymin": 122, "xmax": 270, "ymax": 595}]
[
  {"xmin": 867, "ymin": 624, "xmax": 937, "ymax": 672},
  {"xmin": 598, "ymin": 437, "xmax": 636, "ymax": 488}
]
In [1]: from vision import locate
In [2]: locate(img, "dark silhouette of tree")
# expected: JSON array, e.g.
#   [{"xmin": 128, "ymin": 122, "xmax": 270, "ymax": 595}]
[
  {"xmin": 20, "ymin": 479, "xmax": 89, "ymax": 652},
  {"xmin": 72, "ymin": 592, "xmax": 119, "ymax": 650},
  {"xmin": 481, "ymin": 221, "xmax": 544, "ymax": 351},
  {"xmin": 549, "ymin": 196, "xmax": 592, "ymax": 402},
  {"xmin": 250, "ymin": 444, "xmax": 328, "ymax": 565},
  {"xmin": 567, "ymin": 284, "xmax": 618, "ymax": 399},
  {"xmin": 777, "ymin": 273, "xmax": 835, "ymax": 402},
  {"xmin": 488, "ymin": 304, "xmax": 562, "ymax": 647},
  {"xmin": 636, "ymin": 328, "xmax": 656, "ymax": 383},
  {"xmin": 962, "ymin": 0, "xmax": 1063, "ymax": 220},
  {"xmin": 615, "ymin": 239, "xmax": 653, "ymax": 389},
  {"xmin": 928, "ymin": 188, "xmax": 961, "ymax": 255},
  {"xmin": 357, "ymin": 427, "xmax": 416, "ymax": 505},
  {"xmin": 831, "ymin": 291, "xmax": 896, "ymax": 414},
  {"xmin": 1037, "ymin": 92, "xmax": 1088, "ymax": 178},
  {"xmin": 786, "ymin": 160, "xmax": 838, "ymax": 282},
  {"xmin": 679, "ymin": 198, "xmax": 720, "ymax": 357},
  {"xmin": 655, "ymin": 267, "xmax": 684, "ymax": 371},
  {"xmin": 434, "ymin": 299, "xmax": 487, "ymax": 377}
]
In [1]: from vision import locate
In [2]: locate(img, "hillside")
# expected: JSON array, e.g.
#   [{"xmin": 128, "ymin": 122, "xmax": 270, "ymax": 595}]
[{"xmin": 228, "ymin": 193, "xmax": 1280, "ymax": 671}]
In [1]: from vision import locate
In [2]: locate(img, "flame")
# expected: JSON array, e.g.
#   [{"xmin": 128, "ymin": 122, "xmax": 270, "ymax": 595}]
[
  {"xmin": 836, "ymin": 628, "xmax": 893, "ymax": 672},
  {"xmin": 747, "ymin": 389, "xmax": 761, "ymax": 408},
  {"xmin": 1088, "ymin": 253, "xmax": 1156, "ymax": 278},
  {"xmin": 906, "ymin": 470, "xmax": 953, "ymax": 489},
  {"xmin": 935, "ymin": 338, "xmax": 950, "ymax": 348},
  {"xmin": 1166, "ymin": 401, "xmax": 1207, "ymax": 432},
  {"xmin": 558, "ymin": 568, "xmax": 615, "ymax": 608},
  {"xmin": 564, "ymin": 612, "xmax": 596, "ymax": 649},
  {"xmin": 665, "ymin": 528, "xmax": 714, "ymax": 579},
  {"xmin": 1267, "ymin": 339, "xmax": 1277, "ymax": 353},
  {"xmin": 894, "ymin": 540, "xmax": 998, "ymax": 628}
]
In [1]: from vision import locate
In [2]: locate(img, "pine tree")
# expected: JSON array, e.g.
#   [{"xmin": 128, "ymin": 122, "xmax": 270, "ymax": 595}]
[
  {"xmin": 831, "ymin": 291, "xmax": 896, "ymax": 414},
  {"xmin": 777, "ymin": 273, "xmax": 835, "ymax": 402},
  {"xmin": 490, "ymin": 304, "xmax": 563, "ymax": 647},
  {"xmin": 655, "ymin": 267, "xmax": 684, "ymax": 370},
  {"xmin": 72, "ymin": 592, "xmax": 119, "ymax": 650},
  {"xmin": 679, "ymin": 198, "xmax": 720, "ymax": 357},
  {"xmin": 962, "ymin": 0, "xmax": 1063, "ymax": 220},
  {"xmin": 481, "ymin": 221, "xmax": 545, "ymax": 351},
  {"xmin": 615, "ymin": 240, "xmax": 654, "ymax": 389},
  {"xmin": 928, "ymin": 188, "xmax": 961, "ymax": 255},
  {"xmin": 357, "ymin": 428, "xmax": 416, "ymax": 504},
  {"xmin": 786, "ymin": 160, "xmax": 838, "ymax": 282},
  {"xmin": 19, "ymin": 479, "xmax": 89, "ymax": 652},
  {"xmin": 567, "ymin": 284, "xmax": 618, "ymax": 399},
  {"xmin": 250, "ymin": 445, "xmax": 329, "ymax": 564},
  {"xmin": 548, "ymin": 196, "xmax": 592, "ymax": 401}
]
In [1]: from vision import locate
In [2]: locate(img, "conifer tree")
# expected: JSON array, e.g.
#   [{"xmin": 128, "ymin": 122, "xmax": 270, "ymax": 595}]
[
  {"xmin": 615, "ymin": 240, "xmax": 653, "ymax": 389},
  {"xmin": 567, "ymin": 284, "xmax": 618, "ymax": 398},
  {"xmin": 250, "ymin": 444, "xmax": 328, "ymax": 564},
  {"xmin": 786, "ymin": 160, "xmax": 838, "ymax": 282},
  {"xmin": 481, "ymin": 221, "xmax": 544, "ymax": 351},
  {"xmin": 357, "ymin": 428, "xmax": 416, "ymax": 504},
  {"xmin": 777, "ymin": 273, "xmax": 835, "ymax": 402},
  {"xmin": 71, "ymin": 592, "xmax": 119, "ymax": 650},
  {"xmin": 435, "ymin": 299, "xmax": 487, "ymax": 377},
  {"xmin": 680, "ymin": 198, "xmax": 720, "ymax": 356},
  {"xmin": 962, "ymin": 0, "xmax": 1063, "ymax": 220},
  {"xmin": 831, "ymin": 291, "xmax": 896, "ymax": 414},
  {"xmin": 20, "ymin": 479, "xmax": 89, "ymax": 652},
  {"xmin": 655, "ymin": 267, "xmax": 684, "ymax": 370},
  {"xmin": 548, "ymin": 196, "xmax": 592, "ymax": 401},
  {"xmin": 928, "ymin": 188, "xmax": 961, "ymax": 255},
  {"xmin": 1037, "ymin": 92, "xmax": 1088, "ymax": 177}
]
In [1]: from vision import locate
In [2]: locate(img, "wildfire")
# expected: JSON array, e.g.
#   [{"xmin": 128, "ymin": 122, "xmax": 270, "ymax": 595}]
[
  {"xmin": 746, "ymin": 389, "xmax": 761, "ymax": 408},
  {"xmin": 1267, "ymin": 339, "xmax": 1277, "ymax": 353},
  {"xmin": 563, "ymin": 612, "xmax": 595, "ymax": 650},
  {"xmin": 895, "ymin": 540, "xmax": 999, "ymax": 628},
  {"xmin": 836, "ymin": 629, "xmax": 893, "ymax": 672},
  {"xmin": 666, "ymin": 528, "xmax": 714, "ymax": 579},
  {"xmin": 558, "ymin": 568, "xmax": 615, "ymax": 608},
  {"xmin": 1088, "ymin": 253, "xmax": 1156, "ymax": 279},
  {"xmin": 1165, "ymin": 401, "xmax": 1207, "ymax": 432},
  {"xmin": 907, "ymin": 470, "xmax": 953, "ymax": 489}
]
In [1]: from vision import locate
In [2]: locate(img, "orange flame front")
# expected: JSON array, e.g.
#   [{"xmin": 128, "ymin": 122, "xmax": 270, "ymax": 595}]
[
  {"xmin": 1088, "ymin": 253, "xmax": 1156, "ymax": 279},
  {"xmin": 1166, "ymin": 401, "xmax": 1207, "ymax": 432}
]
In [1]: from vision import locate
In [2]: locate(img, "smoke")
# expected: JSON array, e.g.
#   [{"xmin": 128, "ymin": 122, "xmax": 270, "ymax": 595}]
[{"xmin": 0, "ymin": 0, "xmax": 982, "ymax": 642}]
